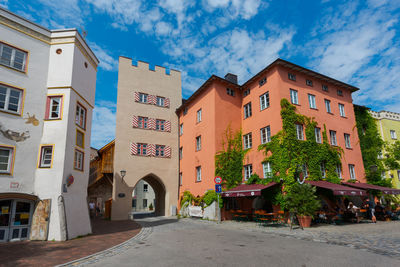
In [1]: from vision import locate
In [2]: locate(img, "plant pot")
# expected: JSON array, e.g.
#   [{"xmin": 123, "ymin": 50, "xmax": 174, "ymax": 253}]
[{"xmin": 298, "ymin": 215, "xmax": 312, "ymax": 228}]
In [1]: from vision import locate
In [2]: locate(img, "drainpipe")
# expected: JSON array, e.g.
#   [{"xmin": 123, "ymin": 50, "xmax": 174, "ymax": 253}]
[{"xmin": 58, "ymin": 195, "xmax": 68, "ymax": 241}]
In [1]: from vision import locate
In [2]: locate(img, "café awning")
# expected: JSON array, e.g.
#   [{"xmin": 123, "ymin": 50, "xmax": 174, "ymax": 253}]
[
  {"xmin": 342, "ymin": 182, "xmax": 400, "ymax": 195},
  {"xmin": 306, "ymin": 181, "xmax": 367, "ymax": 196},
  {"xmin": 222, "ymin": 182, "xmax": 278, "ymax": 198}
]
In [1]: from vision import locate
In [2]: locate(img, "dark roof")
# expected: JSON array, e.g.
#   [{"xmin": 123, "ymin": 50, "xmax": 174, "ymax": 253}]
[
  {"xmin": 306, "ymin": 181, "xmax": 366, "ymax": 196},
  {"xmin": 342, "ymin": 182, "xmax": 400, "ymax": 195},
  {"xmin": 221, "ymin": 182, "xmax": 278, "ymax": 197}
]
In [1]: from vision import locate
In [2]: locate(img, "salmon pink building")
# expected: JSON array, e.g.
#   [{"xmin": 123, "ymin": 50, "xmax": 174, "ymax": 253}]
[{"xmin": 177, "ymin": 59, "xmax": 365, "ymax": 200}]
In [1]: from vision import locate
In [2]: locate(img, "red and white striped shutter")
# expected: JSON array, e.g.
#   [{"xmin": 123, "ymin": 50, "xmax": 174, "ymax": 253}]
[
  {"xmin": 165, "ymin": 121, "xmax": 171, "ymax": 132},
  {"xmin": 147, "ymin": 144, "xmax": 154, "ymax": 157},
  {"xmin": 134, "ymin": 92, "xmax": 140, "ymax": 102},
  {"xmin": 165, "ymin": 146, "xmax": 171, "ymax": 158},
  {"xmin": 132, "ymin": 115, "xmax": 139, "ymax": 128},
  {"xmin": 149, "ymin": 118, "xmax": 156, "ymax": 130},
  {"xmin": 146, "ymin": 95, "xmax": 152, "ymax": 105},
  {"xmin": 130, "ymin": 142, "xmax": 138, "ymax": 155},
  {"xmin": 152, "ymin": 95, "xmax": 157, "ymax": 105},
  {"xmin": 164, "ymin": 98, "xmax": 170, "ymax": 108},
  {"xmin": 45, "ymin": 96, "xmax": 51, "ymax": 119}
]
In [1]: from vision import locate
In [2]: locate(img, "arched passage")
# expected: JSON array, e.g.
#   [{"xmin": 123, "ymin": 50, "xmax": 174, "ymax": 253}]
[{"xmin": 132, "ymin": 174, "xmax": 166, "ymax": 216}]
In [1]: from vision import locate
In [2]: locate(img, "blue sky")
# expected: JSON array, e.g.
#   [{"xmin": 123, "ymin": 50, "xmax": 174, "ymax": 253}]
[{"xmin": 2, "ymin": 0, "xmax": 400, "ymax": 148}]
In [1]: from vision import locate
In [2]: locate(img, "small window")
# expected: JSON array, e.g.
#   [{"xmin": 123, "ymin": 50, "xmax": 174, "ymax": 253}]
[
  {"xmin": 330, "ymin": 130, "xmax": 337, "ymax": 146},
  {"xmin": 226, "ymin": 88, "xmax": 235, "ymax": 96},
  {"xmin": 46, "ymin": 96, "xmax": 62, "ymax": 119},
  {"xmin": 263, "ymin": 162, "xmax": 272, "ymax": 178},
  {"xmin": 0, "ymin": 146, "xmax": 14, "ymax": 174},
  {"xmin": 156, "ymin": 119, "xmax": 165, "ymax": 131},
  {"xmin": 196, "ymin": 166, "xmax": 202, "ymax": 182},
  {"xmin": 244, "ymin": 164, "xmax": 253, "ymax": 180},
  {"xmin": 290, "ymin": 89, "xmax": 298, "ymax": 105},
  {"xmin": 40, "ymin": 145, "xmax": 54, "ymax": 168},
  {"xmin": 315, "ymin": 127, "xmax": 322, "ymax": 143},
  {"xmin": 0, "ymin": 84, "xmax": 23, "ymax": 114},
  {"xmin": 339, "ymin": 104, "xmax": 345, "ymax": 117},
  {"xmin": 344, "ymin": 133, "xmax": 351, "ymax": 148},
  {"xmin": 336, "ymin": 164, "xmax": 342, "ymax": 179},
  {"xmin": 320, "ymin": 162, "xmax": 326, "ymax": 178},
  {"xmin": 156, "ymin": 96, "xmax": 165, "ymax": 106},
  {"xmin": 324, "ymin": 99, "xmax": 331, "ymax": 113},
  {"xmin": 337, "ymin": 90, "xmax": 343, "ymax": 96},
  {"xmin": 74, "ymin": 149, "xmax": 84, "ymax": 171},
  {"xmin": 322, "ymin": 85, "xmax": 328, "ymax": 92},
  {"xmin": 143, "ymin": 184, "xmax": 148, "ymax": 192},
  {"xmin": 155, "ymin": 145, "xmax": 165, "ymax": 157},
  {"xmin": 179, "ymin": 147, "xmax": 183, "ymax": 159},
  {"xmin": 244, "ymin": 102, "xmax": 252, "ymax": 118},
  {"xmin": 76, "ymin": 130, "xmax": 84, "ymax": 148},
  {"xmin": 259, "ymin": 77, "xmax": 266, "ymax": 86},
  {"xmin": 288, "ymin": 73, "xmax": 296, "ymax": 81},
  {"xmin": 243, "ymin": 88, "xmax": 250, "ymax": 96},
  {"xmin": 196, "ymin": 136, "xmax": 201, "ymax": 151},
  {"xmin": 390, "ymin": 130, "xmax": 397, "ymax": 139},
  {"xmin": 260, "ymin": 126, "xmax": 271, "ymax": 144},
  {"xmin": 75, "ymin": 103, "xmax": 87, "ymax": 129},
  {"xmin": 179, "ymin": 124, "xmax": 183, "ymax": 135},
  {"xmin": 243, "ymin": 133, "xmax": 252, "ymax": 149},
  {"xmin": 139, "ymin": 93, "xmax": 148, "ymax": 103},
  {"xmin": 197, "ymin": 109, "xmax": 202, "ymax": 123},
  {"xmin": 349, "ymin": 164, "xmax": 356, "ymax": 180},
  {"xmin": 138, "ymin": 116, "xmax": 148, "ymax": 129},
  {"xmin": 260, "ymin": 92, "xmax": 270, "ymax": 111},
  {"xmin": 143, "ymin": 199, "xmax": 147, "ymax": 208},
  {"xmin": 183, "ymin": 107, "xmax": 188, "ymax": 115},
  {"xmin": 137, "ymin": 143, "xmax": 147, "ymax": 156},
  {"xmin": 296, "ymin": 124, "xmax": 304, "ymax": 140},
  {"xmin": 0, "ymin": 42, "xmax": 28, "ymax": 72},
  {"xmin": 306, "ymin": 79, "xmax": 313, "ymax": 87},
  {"xmin": 308, "ymin": 94, "xmax": 316, "ymax": 109}
]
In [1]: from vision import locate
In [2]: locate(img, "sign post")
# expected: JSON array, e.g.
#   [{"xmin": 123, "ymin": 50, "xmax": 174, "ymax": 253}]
[{"xmin": 214, "ymin": 177, "xmax": 222, "ymax": 223}]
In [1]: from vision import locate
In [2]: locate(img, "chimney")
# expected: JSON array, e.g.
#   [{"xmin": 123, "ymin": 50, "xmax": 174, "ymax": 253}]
[{"xmin": 224, "ymin": 73, "xmax": 238, "ymax": 84}]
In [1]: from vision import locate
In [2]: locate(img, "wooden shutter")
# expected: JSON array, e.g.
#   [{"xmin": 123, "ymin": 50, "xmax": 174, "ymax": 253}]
[
  {"xmin": 148, "ymin": 118, "xmax": 156, "ymax": 130},
  {"xmin": 45, "ymin": 96, "xmax": 51, "ymax": 119},
  {"xmin": 134, "ymin": 92, "xmax": 140, "ymax": 102},
  {"xmin": 132, "ymin": 115, "xmax": 139, "ymax": 128},
  {"xmin": 130, "ymin": 142, "xmax": 137, "ymax": 155},
  {"xmin": 164, "ymin": 146, "xmax": 171, "ymax": 158},
  {"xmin": 165, "ymin": 121, "xmax": 171, "ymax": 132},
  {"xmin": 164, "ymin": 98, "xmax": 170, "ymax": 108},
  {"xmin": 147, "ymin": 144, "xmax": 154, "ymax": 157}
]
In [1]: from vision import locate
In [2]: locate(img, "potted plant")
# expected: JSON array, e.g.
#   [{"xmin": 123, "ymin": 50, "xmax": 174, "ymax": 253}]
[
  {"xmin": 149, "ymin": 203, "xmax": 154, "ymax": 211},
  {"xmin": 284, "ymin": 183, "xmax": 321, "ymax": 227}
]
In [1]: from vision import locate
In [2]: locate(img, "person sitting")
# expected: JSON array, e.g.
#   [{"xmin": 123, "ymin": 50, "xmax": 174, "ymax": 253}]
[
  {"xmin": 375, "ymin": 201, "xmax": 385, "ymax": 220},
  {"xmin": 347, "ymin": 202, "xmax": 361, "ymax": 223},
  {"xmin": 364, "ymin": 198, "xmax": 376, "ymax": 223}
]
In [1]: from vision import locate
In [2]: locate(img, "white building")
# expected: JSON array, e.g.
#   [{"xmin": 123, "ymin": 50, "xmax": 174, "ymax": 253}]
[
  {"xmin": 0, "ymin": 8, "xmax": 98, "ymax": 242},
  {"xmin": 132, "ymin": 180, "xmax": 156, "ymax": 212}
]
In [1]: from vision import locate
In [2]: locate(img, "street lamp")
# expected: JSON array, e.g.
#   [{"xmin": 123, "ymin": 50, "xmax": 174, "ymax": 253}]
[{"xmin": 120, "ymin": 170, "xmax": 126, "ymax": 180}]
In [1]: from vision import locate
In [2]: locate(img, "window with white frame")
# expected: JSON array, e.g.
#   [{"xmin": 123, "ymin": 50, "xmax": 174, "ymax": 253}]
[
  {"xmin": 325, "ymin": 99, "xmax": 331, "ymax": 113},
  {"xmin": 315, "ymin": 127, "xmax": 322, "ymax": 143},
  {"xmin": 74, "ymin": 149, "xmax": 84, "ymax": 171},
  {"xmin": 0, "ymin": 146, "xmax": 14, "ymax": 174},
  {"xmin": 390, "ymin": 130, "xmax": 397, "ymax": 139},
  {"xmin": 320, "ymin": 162, "xmax": 326, "ymax": 178},
  {"xmin": 244, "ymin": 164, "xmax": 253, "ymax": 180},
  {"xmin": 308, "ymin": 94, "xmax": 316, "ymax": 109},
  {"xmin": 179, "ymin": 147, "xmax": 183, "ymax": 159},
  {"xmin": 138, "ymin": 116, "xmax": 148, "ymax": 129},
  {"xmin": 290, "ymin": 89, "xmax": 298, "ymax": 105},
  {"xmin": 260, "ymin": 92, "xmax": 270, "ymax": 110},
  {"xmin": 296, "ymin": 124, "xmax": 304, "ymax": 140},
  {"xmin": 288, "ymin": 73, "xmax": 296, "ymax": 81},
  {"xmin": 143, "ymin": 184, "xmax": 148, "ymax": 192},
  {"xmin": 336, "ymin": 164, "xmax": 342, "ymax": 179},
  {"xmin": 155, "ymin": 145, "xmax": 165, "ymax": 157},
  {"xmin": 302, "ymin": 164, "xmax": 308, "ymax": 178},
  {"xmin": 137, "ymin": 143, "xmax": 147, "ymax": 156},
  {"xmin": 243, "ymin": 133, "xmax": 252, "ymax": 149},
  {"xmin": 349, "ymin": 164, "xmax": 356, "ymax": 180},
  {"xmin": 260, "ymin": 126, "xmax": 271, "ymax": 144},
  {"xmin": 306, "ymin": 79, "xmax": 313, "ymax": 86},
  {"xmin": 76, "ymin": 130, "xmax": 84, "ymax": 148},
  {"xmin": 143, "ymin": 199, "xmax": 147, "ymax": 208},
  {"xmin": 196, "ymin": 166, "xmax": 201, "ymax": 182},
  {"xmin": 263, "ymin": 162, "xmax": 272, "ymax": 178},
  {"xmin": 339, "ymin": 104, "xmax": 345, "ymax": 117},
  {"xmin": 139, "ymin": 93, "xmax": 148, "ymax": 103},
  {"xmin": 179, "ymin": 123, "xmax": 183, "ymax": 135},
  {"xmin": 244, "ymin": 102, "xmax": 252, "ymax": 118},
  {"xmin": 197, "ymin": 109, "xmax": 202, "ymax": 123},
  {"xmin": 0, "ymin": 42, "xmax": 27, "ymax": 71},
  {"xmin": 156, "ymin": 96, "xmax": 165, "ymax": 106},
  {"xmin": 155, "ymin": 119, "xmax": 165, "ymax": 131},
  {"xmin": 344, "ymin": 133, "xmax": 351, "ymax": 148},
  {"xmin": 75, "ymin": 103, "xmax": 86, "ymax": 129},
  {"xmin": 0, "ymin": 84, "xmax": 22, "ymax": 114},
  {"xmin": 47, "ymin": 96, "xmax": 62, "ymax": 119},
  {"xmin": 196, "ymin": 136, "xmax": 201, "ymax": 151},
  {"xmin": 330, "ymin": 130, "xmax": 337, "ymax": 146}
]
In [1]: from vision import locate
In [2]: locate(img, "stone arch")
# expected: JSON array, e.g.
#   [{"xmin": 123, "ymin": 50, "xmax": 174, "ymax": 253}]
[{"xmin": 133, "ymin": 173, "xmax": 166, "ymax": 216}]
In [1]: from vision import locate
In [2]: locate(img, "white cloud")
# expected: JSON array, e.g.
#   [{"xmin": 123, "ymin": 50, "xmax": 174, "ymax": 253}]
[
  {"xmin": 88, "ymin": 42, "xmax": 118, "ymax": 71},
  {"xmin": 155, "ymin": 21, "xmax": 172, "ymax": 36},
  {"xmin": 0, "ymin": 0, "xmax": 8, "ymax": 8},
  {"xmin": 37, "ymin": 0, "xmax": 84, "ymax": 28},
  {"xmin": 91, "ymin": 101, "xmax": 116, "ymax": 148},
  {"xmin": 204, "ymin": 0, "xmax": 262, "ymax": 20}
]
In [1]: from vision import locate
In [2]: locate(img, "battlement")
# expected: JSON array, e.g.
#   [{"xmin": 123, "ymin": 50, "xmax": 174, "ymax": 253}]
[
  {"xmin": 119, "ymin": 56, "xmax": 180, "ymax": 77},
  {"xmin": 369, "ymin": 110, "xmax": 400, "ymax": 121}
]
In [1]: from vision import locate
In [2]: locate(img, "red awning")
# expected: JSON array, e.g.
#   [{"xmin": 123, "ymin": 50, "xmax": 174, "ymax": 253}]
[
  {"xmin": 222, "ymin": 182, "xmax": 278, "ymax": 198},
  {"xmin": 342, "ymin": 182, "xmax": 400, "ymax": 195},
  {"xmin": 306, "ymin": 181, "xmax": 367, "ymax": 196}
]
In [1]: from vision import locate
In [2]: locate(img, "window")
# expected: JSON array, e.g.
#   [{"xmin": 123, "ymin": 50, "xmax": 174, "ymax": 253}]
[
  {"xmin": 315, "ymin": 127, "xmax": 322, "ymax": 143},
  {"xmin": 259, "ymin": 77, "xmax": 266, "ymax": 86},
  {"xmin": 196, "ymin": 166, "xmax": 201, "ymax": 182},
  {"xmin": 288, "ymin": 73, "xmax": 296, "ymax": 81},
  {"xmin": 143, "ymin": 184, "xmax": 148, "ymax": 192},
  {"xmin": 349, "ymin": 164, "xmax": 356, "ymax": 180},
  {"xmin": 344, "ymin": 133, "xmax": 351, "ymax": 148},
  {"xmin": 243, "ymin": 133, "xmax": 252, "ymax": 149},
  {"xmin": 302, "ymin": 164, "xmax": 308, "ymax": 178},
  {"xmin": 336, "ymin": 164, "xmax": 342, "ymax": 179},
  {"xmin": 308, "ymin": 94, "xmax": 316, "ymax": 109},
  {"xmin": 390, "ymin": 130, "xmax": 397, "ymax": 139},
  {"xmin": 183, "ymin": 107, "xmax": 188, "ymax": 115},
  {"xmin": 76, "ymin": 130, "xmax": 84, "ymax": 148},
  {"xmin": 179, "ymin": 147, "xmax": 183, "ymax": 159},
  {"xmin": 155, "ymin": 145, "xmax": 165, "ymax": 157},
  {"xmin": 324, "ymin": 99, "xmax": 331, "ymax": 113},
  {"xmin": 339, "ymin": 104, "xmax": 345, "ymax": 117},
  {"xmin": 263, "ymin": 162, "xmax": 272, "ymax": 178},
  {"xmin": 139, "ymin": 93, "xmax": 148, "ymax": 103},
  {"xmin": 243, "ymin": 89, "xmax": 250, "ymax": 96},
  {"xmin": 74, "ymin": 149, "xmax": 84, "ymax": 171},
  {"xmin": 322, "ymin": 85, "xmax": 328, "ymax": 92},
  {"xmin": 0, "ymin": 84, "xmax": 22, "ymax": 114},
  {"xmin": 179, "ymin": 172, "xmax": 182, "ymax": 186},
  {"xmin": 244, "ymin": 164, "xmax": 253, "ymax": 180},
  {"xmin": 132, "ymin": 199, "xmax": 136, "ymax": 208},
  {"xmin": 296, "ymin": 124, "xmax": 304, "ymax": 140},
  {"xmin": 156, "ymin": 96, "xmax": 165, "ymax": 106},
  {"xmin": 143, "ymin": 199, "xmax": 147, "ymax": 208},
  {"xmin": 260, "ymin": 92, "xmax": 270, "ymax": 110},
  {"xmin": 137, "ymin": 143, "xmax": 147, "ymax": 156},
  {"xmin": 155, "ymin": 119, "xmax": 165, "ymax": 131},
  {"xmin": 47, "ymin": 96, "xmax": 62, "ymax": 119},
  {"xmin": 330, "ymin": 130, "xmax": 337, "ymax": 146},
  {"xmin": 290, "ymin": 89, "xmax": 298, "ymax": 105},
  {"xmin": 0, "ymin": 146, "xmax": 14, "ymax": 174},
  {"xmin": 260, "ymin": 126, "xmax": 271, "ymax": 144},
  {"xmin": 197, "ymin": 109, "xmax": 202, "ymax": 123},
  {"xmin": 75, "ymin": 103, "xmax": 86, "ymax": 129},
  {"xmin": 196, "ymin": 136, "xmax": 201, "ymax": 151},
  {"xmin": 179, "ymin": 123, "xmax": 183, "ymax": 135},
  {"xmin": 226, "ymin": 88, "xmax": 235, "ymax": 96},
  {"xmin": 320, "ymin": 162, "xmax": 326, "ymax": 178},
  {"xmin": 337, "ymin": 90, "xmax": 343, "ymax": 96},
  {"xmin": 244, "ymin": 102, "xmax": 252, "ymax": 118},
  {"xmin": 138, "ymin": 116, "xmax": 148, "ymax": 129},
  {"xmin": 0, "ymin": 42, "xmax": 27, "ymax": 71},
  {"xmin": 306, "ymin": 79, "xmax": 313, "ymax": 86}
]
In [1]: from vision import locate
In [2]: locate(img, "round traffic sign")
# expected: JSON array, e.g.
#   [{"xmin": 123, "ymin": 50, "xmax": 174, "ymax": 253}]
[{"xmin": 214, "ymin": 176, "xmax": 222, "ymax": 184}]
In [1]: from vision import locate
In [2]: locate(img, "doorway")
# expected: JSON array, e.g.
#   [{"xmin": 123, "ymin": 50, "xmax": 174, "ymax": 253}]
[{"xmin": 0, "ymin": 199, "xmax": 34, "ymax": 242}]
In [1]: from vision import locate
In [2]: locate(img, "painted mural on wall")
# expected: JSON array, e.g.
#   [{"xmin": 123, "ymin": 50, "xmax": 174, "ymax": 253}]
[{"xmin": 30, "ymin": 199, "xmax": 51, "ymax": 241}]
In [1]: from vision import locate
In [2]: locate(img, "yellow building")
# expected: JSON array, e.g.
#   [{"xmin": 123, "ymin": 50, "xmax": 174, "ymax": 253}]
[{"xmin": 369, "ymin": 110, "xmax": 400, "ymax": 189}]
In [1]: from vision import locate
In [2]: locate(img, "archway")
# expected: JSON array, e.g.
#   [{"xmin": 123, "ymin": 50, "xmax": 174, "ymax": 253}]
[{"xmin": 132, "ymin": 174, "xmax": 166, "ymax": 216}]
